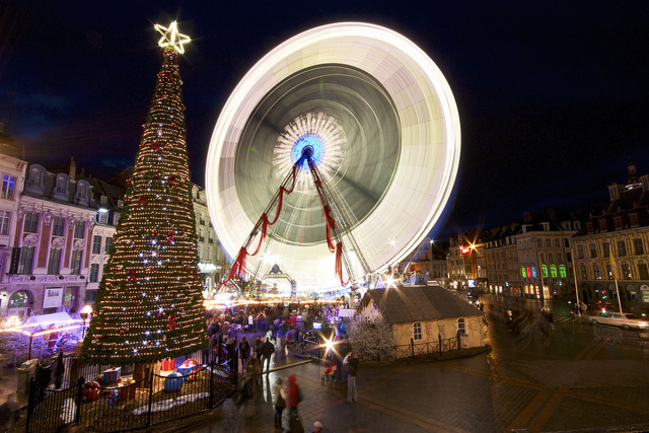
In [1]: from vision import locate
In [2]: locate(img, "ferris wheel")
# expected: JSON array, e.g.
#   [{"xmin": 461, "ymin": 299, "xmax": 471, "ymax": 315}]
[{"xmin": 206, "ymin": 22, "xmax": 461, "ymax": 292}]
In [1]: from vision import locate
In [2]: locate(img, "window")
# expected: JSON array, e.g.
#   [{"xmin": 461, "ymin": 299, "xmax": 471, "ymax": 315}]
[
  {"xmin": 541, "ymin": 222, "xmax": 550, "ymax": 231},
  {"xmin": 89, "ymin": 263, "xmax": 99, "ymax": 282},
  {"xmin": 73, "ymin": 221, "xmax": 85, "ymax": 239},
  {"xmin": 47, "ymin": 248, "xmax": 62, "ymax": 274},
  {"xmin": 593, "ymin": 264, "xmax": 601, "ymax": 279},
  {"xmin": 589, "ymin": 244, "xmax": 597, "ymax": 258},
  {"xmin": 598, "ymin": 219, "xmax": 607, "ymax": 231},
  {"xmin": 85, "ymin": 290, "xmax": 98, "ymax": 303},
  {"xmin": 208, "ymin": 230, "xmax": 214, "ymax": 244},
  {"xmin": 546, "ymin": 239, "xmax": 552, "ymax": 248},
  {"xmin": 0, "ymin": 210, "xmax": 10, "ymax": 235},
  {"xmin": 550, "ymin": 265, "xmax": 558, "ymax": 278},
  {"xmin": 199, "ymin": 215, "xmax": 205, "ymax": 225},
  {"xmin": 56, "ymin": 176, "xmax": 67, "ymax": 194},
  {"xmin": 555, "ymin": 238, "xmax": 560, "ymax": 248},
  {"xmin": 586, "ymin": 222, "xmax": 594, "ymax": 233},
  {"xmin": 199, "ymin": 228, "xmax": 205, "ymax": 242},
  {"xmin": 614, "ymin": 216, "xmax": 623, "ymax": 230},
  {"xmin": 23, "ymin": 211, "xmax": 39, "ymax": 233},
  {"xmin": 603, "ymin": 242, "xmax": 610, "ymax": 258},
  {"xmin": 52, "ymin": 216, "xmax": 65, "ymax": 236},
  {"xmin": 92, "ymin": 235, "xmax": 102, "ymax": 254},
  {"xmin": 617, "ymin": 241, "xmax": 627, "ymax": 257},
  {"xmin": 29, "ymin": 167, "xmax": 42, "ymax": 186},
  {"xmin": 638, "ymin": 263, "xmax": 649, "ymax": 280},
  {"xmin": 577, "ymin": 245, "xmax": 585, "ymax": 259},
  {"xmin": 18, "ymin": 246, "xmax": 35, "ymax": 274},
  {"xmin": 580, "ymin": 264, "xmax": 587, "ymax": 279},
  {"xmin": 457, "ymin": 318, "xmax": 466, "ymax": 335},
  {"xmin": 537, "ymin": 239, "xmax": 542, "ymax": 248},
  {"xmin": 542, "ymin": 264, "xmax": 548, "ymax": 278},
  {"xmin": 77, "ymin": 183, "xmax": 87, "ymax": 199},
  {"xmin": 70, "ymin": 250, "xmax": 83, "ymax": 274},
  {"xmin": 521, "ymin": 267, "xmax": 526, "ymax": 278},
  {"xmin": 622, "ymin": 264, "xmax": 632, "ymax": 280},
  {"xmin": 1, "ymin": 175, "xmax": 15, "ymax": 199},
  {"xmin": 549, "ymin": 253, "xmax": 554, "ymax": 263},
  {"xmin": 630, "ymin": 213, "xmax": 639, "ymax": 227},
  {"xmin": 97, "ymin": 211, "xmax": 109, "ymax": 224},
  {"xmin": 105, "ymin": 237, "xmax": 113, "ymax": 254},
  {"xmin": 633, "ymin": 238, "xmax": 644, "ymax": 255},
  {"xmin": 559, "ymin": 264, "xmax": 567, "ymax": 278},
  {"xmin": 413, "ymin": 322, "xmax": 422, "ymax": 340},
  {"xmin": 532, "ymin": 267, "xmax": 537, "ymax": 278},
  {"xmin": 606, "ymin": 264, "xmax": 614, "ymax": 279}
]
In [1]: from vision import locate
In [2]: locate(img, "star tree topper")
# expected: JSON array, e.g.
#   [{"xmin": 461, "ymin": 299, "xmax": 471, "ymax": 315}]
[{"xmin": 154, "ymin": 21, "xmax": 191, "ymax": 54}]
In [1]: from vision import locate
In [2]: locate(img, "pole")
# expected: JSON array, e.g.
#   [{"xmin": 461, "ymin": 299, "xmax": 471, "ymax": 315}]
[
  {"xmin": 28, "ymin": 334, "xmax": 33, "ymax": 360},
  {"xmin": 615, "ymin": 278, "xmax": 623, "ymax": 314},
  {"xmin": 572, "ymin": 263, "xmax": 581, "ymax": 318}
]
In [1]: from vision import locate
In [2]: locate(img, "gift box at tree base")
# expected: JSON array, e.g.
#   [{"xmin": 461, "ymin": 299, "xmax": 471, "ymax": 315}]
[{"xmin": 101, "ymin": 367, "xmax": 122, "ymax": 384}]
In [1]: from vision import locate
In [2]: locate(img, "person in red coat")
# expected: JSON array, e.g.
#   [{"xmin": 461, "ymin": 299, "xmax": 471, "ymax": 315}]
[{"xmin": 287, "ymin": 374, "xmax": 301, "ymax": 415}]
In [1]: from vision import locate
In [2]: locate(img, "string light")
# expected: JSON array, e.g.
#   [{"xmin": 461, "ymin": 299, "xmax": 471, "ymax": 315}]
[{"xmin": 81, "ymin": 23, "xmax": 207, "ymax": 366}]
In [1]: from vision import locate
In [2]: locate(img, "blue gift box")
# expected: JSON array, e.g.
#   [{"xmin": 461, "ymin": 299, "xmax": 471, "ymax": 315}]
[
  {"xmin": 164, "ymin": 372, "xmax": 184, "ymax": 392},
  {"xmin": 101, "ymin": 367, "xmax": 121, "ymax": 384},
  {"xmin": 178, "ymin": 365, "xmax": 195, "ymax": 377}
]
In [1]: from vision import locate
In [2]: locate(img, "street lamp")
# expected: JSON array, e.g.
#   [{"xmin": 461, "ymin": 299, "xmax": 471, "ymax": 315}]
[{"xmin": 81, "ymin": 304, "xmax": 93, "ymax": 338}]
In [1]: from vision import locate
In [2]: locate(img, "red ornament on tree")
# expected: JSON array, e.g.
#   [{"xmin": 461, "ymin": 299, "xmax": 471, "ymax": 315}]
[
  {"xmin": 167, "ymin": 231, "xmax": 175, "ymax": 243},
  {"xmin": 138, "ymin": 196, "xmax": 148, "ymax": 207},
  {"xmin": 127, "ymin": 270, "xmax": 137, "ymax": 283},
  {"xmin": 168, "ymin": 314, "xmax": 178, "ymax": 330}
]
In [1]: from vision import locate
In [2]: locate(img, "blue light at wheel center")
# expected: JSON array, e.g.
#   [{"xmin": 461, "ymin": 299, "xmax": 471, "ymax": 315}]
[{"xmin": 292, "ymin": 134, "xmax": 324, "ymax": 168}]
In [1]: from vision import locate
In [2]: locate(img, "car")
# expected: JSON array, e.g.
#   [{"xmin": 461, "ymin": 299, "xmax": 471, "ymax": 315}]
[{"xmin": 590, "ymin": 311, "xmax": 649, "ymax": 330}]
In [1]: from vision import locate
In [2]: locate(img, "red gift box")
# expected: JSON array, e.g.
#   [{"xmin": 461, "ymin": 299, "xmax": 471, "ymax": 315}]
[
  {"xmin": 83, "ymin": 381, "xmax": 100, "ymax": 402},
  {"xmin": 178, "ymin": 365, "xmax": 196, "ymax": 382},
  {"xmin": 160, "ymin": 359, "xmax": 175, "ymax": 371},
  {"xmin": 101, "ymin": 367, "xmax": 121, "ymax": 384},
  {"xmin": 117, "ymin": 383, "xmax": 136, "ymax": 401}
]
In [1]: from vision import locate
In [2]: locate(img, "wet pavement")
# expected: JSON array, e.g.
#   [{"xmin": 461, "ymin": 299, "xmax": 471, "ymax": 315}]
[{"xmin": 184, "ymin": 296, "xmax": 649, "ymax": 433}]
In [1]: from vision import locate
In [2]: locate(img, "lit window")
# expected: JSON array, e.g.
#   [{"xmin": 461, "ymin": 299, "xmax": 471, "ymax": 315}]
[
  {"xmin": 47, "ymin": 248, "xmax": 62, "ymax": 274},
  {"xmin": 70, "ymin": 250, "xmax": 83, "ymax": 274},
  {"xmin": 550, "ymin": 265, "xmax": 557, "ymax": 278},
  {"xmin": 92, "ymin": 235, "xmax": 102, "ymax": 254},
  {"xmin": 559, "ymin": 264, "xmax": 567, "ymax": 278},
  {"xmin": 18, "ymin": 246, "xmax": 35, "ymax": 274},
  {"xmin": 542, "ymin": 264, "xmax": 548, "ymax": 278},
  {"xmin": 1, "ymin": 175, "xmax": 15, "ymax": 200}
]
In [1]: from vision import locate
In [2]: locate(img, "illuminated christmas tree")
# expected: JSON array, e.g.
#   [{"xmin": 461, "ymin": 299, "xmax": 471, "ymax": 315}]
[{"xmin": 82, "ymin": 22, "xmax": 207, "ymax": 365}]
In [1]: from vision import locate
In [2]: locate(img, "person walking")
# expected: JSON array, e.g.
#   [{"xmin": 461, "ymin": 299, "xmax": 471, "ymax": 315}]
[
  {"xmin": 239, "ymin": 337, "xmax": 250, "ymax": 372},
  {"xmin": 53, "ymin": 351, "xmax": 65, "ymax": 389},
  {"xmin": 343, "ymin": 351, "xmax": 359, "ymax": 402},
  {"xmin": 259, "ymin": 337, "xmax": 275, "ymax": 373},
  {"xmin": 287, "ymin": 374, "xmax": 304, "ymax": 432},
  {"xmin": 274, "ymin": 377, "xmax": 287, "ymax": 432}
]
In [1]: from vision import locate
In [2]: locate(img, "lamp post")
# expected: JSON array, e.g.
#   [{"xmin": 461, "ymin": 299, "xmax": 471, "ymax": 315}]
[{"xmin": 80, "ymin": 304, "xmax": 93, "ymax": 339}]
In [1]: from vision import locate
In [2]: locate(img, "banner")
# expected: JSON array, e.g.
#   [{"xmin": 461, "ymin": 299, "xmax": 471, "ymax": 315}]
[{"xmin": 43, "ymin": 288, "xmax": 63, "ymax": 309}]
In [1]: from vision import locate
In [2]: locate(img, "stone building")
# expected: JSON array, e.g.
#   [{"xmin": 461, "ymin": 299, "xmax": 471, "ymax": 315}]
[
  {"xmin": 358, "ymin": 285, "xmax": 486, "ymax": 350},
  {"xmin": 571, "ymin": 159, "xmax": 649, "ymax": 310},
  {"xmin": 3, "ymin": 160, "xmax": 96, "ymax": 318}
]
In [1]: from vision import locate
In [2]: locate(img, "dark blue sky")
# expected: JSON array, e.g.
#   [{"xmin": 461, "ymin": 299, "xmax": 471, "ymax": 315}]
[{"xmin": 1, "ymin": 1, "xmax": 648, "ymax": 234}]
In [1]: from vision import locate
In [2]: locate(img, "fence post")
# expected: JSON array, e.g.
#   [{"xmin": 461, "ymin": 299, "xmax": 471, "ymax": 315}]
[
  {"xmin": 146, "ymin": 371, "xmax": 154, "ymax": 428},
  {"xmin": 457, "ymin": 332, "xmax": 461, "ymax": 350},
  {"xmin": 26, "ymin": 376, "xmax": 35, "ymax": 432},
  {"xmin": 438, "ymin": 334, "xmax": 442, "ymax": 355},
  {"xmin": 410, "ymin": 338, "xmax": 415, "ymax": 360},
  {"xmin": 74, "ymin": 377, "xmax": 85, "ymax": 424},
  {"xmin": 209, "ymin": 361, "xmax": 215, "ymax": 409}
]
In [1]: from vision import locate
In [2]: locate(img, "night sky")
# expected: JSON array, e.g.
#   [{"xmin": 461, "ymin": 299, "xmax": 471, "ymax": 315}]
[{"xmin": 1, "ymin": 1, "xmax": 648, "ymax": 237}]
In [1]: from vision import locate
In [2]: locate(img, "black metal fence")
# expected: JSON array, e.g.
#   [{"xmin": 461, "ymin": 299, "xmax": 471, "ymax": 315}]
[
  {"xmin": 25, "ymin": 337, "xmax": 239, "ymax": 433},
  {"xmin": 357, "ymin": 335, "xmax": 462, "ymax": 362},
  {"xmin": 26, "ymin": 361, "xmax": 237, "ymax": 433}
]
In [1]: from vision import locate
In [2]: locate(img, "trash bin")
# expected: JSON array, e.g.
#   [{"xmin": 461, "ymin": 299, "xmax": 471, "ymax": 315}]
[{"xmin": 16, "ymin": 359, "xmax": 38, "ymax": 396}]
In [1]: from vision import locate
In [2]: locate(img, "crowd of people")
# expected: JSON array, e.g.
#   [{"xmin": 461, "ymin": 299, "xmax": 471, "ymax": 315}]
[{"xmin": 209, "ymin": 301, "xmax": 353, "ymax": 433}]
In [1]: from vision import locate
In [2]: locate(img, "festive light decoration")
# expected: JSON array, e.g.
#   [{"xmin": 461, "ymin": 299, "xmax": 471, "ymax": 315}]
[
  {"xmin": 154, "ymin": 21, "xmax": 191, "ymax": 55},
  {"xmin": 82, "ymin": 22, "xmax": 207, "ymax": 366}
]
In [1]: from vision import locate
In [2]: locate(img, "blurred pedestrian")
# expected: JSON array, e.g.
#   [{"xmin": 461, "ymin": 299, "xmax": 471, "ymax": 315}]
[
  {"xmin": 343, "ymin": 351, "xmax": 359, "ymax": 402},
  {"xmin": 312, "ymin": 421, "xmax": 323, "ymax": 433},
  {"xmin": 260, "ymin": 337, "xmax": 275, "ymax": 373},
  {"xmin": 53, "ymin": 352, "xmax": 65, "ymax": 389},
  {"xmin": 274, "ymin": 377, "xmax": 287, "ymax": 432},
  {"xmin": 239, "ymin": 336, "xmax": 250, "ymax": 371},
  {"xmin": 0, "ymin": 393, "xmax": 21, "ymax": 433}
]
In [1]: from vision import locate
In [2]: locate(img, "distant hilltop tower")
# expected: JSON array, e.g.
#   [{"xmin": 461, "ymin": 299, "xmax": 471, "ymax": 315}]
[{"xmin": 628, "ymin": 157, "xmax": 639, "ymax": 187}]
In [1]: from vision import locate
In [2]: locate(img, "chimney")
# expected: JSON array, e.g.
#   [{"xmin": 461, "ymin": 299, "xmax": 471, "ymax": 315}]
[{"xmin": 68, "ymin": 157, "xmax": 77, "ymax": 180}]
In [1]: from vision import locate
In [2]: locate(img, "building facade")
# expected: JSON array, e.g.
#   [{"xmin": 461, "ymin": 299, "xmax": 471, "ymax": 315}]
[
  {"xmin": 571, "ymin": 161, "xmax": 649, "ymax": 310},
  {"xmin": 2, "ymin": 161, "xmax": 96, "ymax": 318}
]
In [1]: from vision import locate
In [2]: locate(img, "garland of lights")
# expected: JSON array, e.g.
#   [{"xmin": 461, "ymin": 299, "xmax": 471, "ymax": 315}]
[{"xmin": 82, "ymin": 25, "xmax": 207, "ymax": 366}]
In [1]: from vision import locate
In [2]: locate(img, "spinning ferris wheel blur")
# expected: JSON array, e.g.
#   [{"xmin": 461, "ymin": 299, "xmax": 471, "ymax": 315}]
[{"xmin": 206, "ymin": 22, "xmax": 461, "ymax": 292}]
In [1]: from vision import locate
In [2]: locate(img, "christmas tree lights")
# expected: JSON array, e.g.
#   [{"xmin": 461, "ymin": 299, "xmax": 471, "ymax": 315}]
[{"xmin": 82, "ymin": 22, "xmax": 207, "ymax": 365}]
